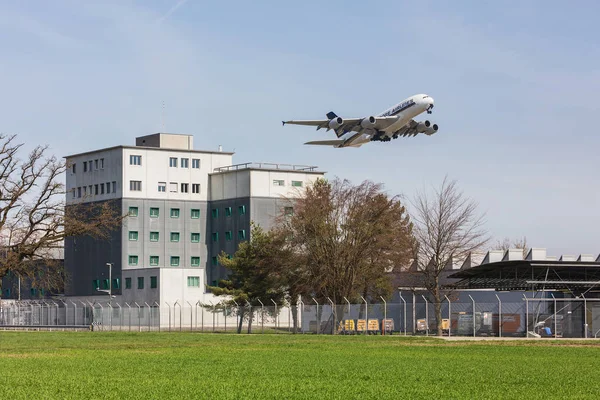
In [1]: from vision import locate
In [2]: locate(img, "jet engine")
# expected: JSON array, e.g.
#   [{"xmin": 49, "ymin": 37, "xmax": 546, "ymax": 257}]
[
  {"xmin": 360, "ymin": 116, "xmax": 376, "ymax": 129},
  {"xmin": 328, "ymin": 117, "xmax": 343, "ymax": 130},
  {"xmin": 423, "ymin": 124, "xmax": 439, "ymax": 135},
  {"xmin": 416, "ymin": 120, "xmax": 431, "ymax": 132}
]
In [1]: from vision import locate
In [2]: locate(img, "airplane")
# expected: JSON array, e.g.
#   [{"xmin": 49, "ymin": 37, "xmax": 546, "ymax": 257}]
[{"xmin": 282, "ymin": 94, "xmax": 438, "ymax": 148}]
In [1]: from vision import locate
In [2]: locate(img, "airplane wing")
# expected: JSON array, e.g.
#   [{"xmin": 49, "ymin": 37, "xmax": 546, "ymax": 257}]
[
  {"xmin": 304, "ymin": 140, "xmax": 346, "ymax": 147},
  {"xmin": 387, "ymin": 119, "xmax": 439, "ymax": 138},
  {"xmin": 283, "ymin": 116, "xmax": 398, "ymax": 138}
]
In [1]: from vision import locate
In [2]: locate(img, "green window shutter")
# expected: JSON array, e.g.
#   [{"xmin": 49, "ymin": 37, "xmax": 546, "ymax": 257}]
[
  {"xmin": 102, "ymin": 279, "xmax": 109, "ymax": 290},
  {"xmin": 113, "ymin": 278, "xmax": 120, "ymax": 289},
  {"xmin": 170, "ymin": 232, "xmax": 180, "ymax": 242},
  {"xmin": 170, "ymin": 256, "xmax": 180, "ymax": 266},
  {"xmin": 187, "ymin": 276, "xmax": 200, "ymax": 287},
  {"xmin": 191, "ymin": 233, "xmax": 200, "ymax": 243},
  {"xmin": 150, "ymin": 231, "xmax": 159, "ymax": 241},
  {"xmin": 238, "ymin": 230, "xmax": 246, "ymax": 240},
  {"xmin": 212, "ymin": 208, "xmax": 218, "ymax": 218},
  {"xmin": 225, "ymin": 207, "xmax": 232, "ymax": 216},
  {"xmin": 137, "ymin": 277, "xmax": 144, "ymax": 289},
  {"xmin": 150, "ymin": 207, "xmax": 159, "ymax": 218},
  {"xmin": 129, "ymin": 231, "xmax": 138, "ymax": 241},
  {"xmin": 212, "ymin": 232, "xmax": 218, "ymax": 242},
  {"xmin": 125, "ymin": 277, "xmax": 132, "ymax": 289},
  {"xmin": 170, "ymin": 208, "xmax": 180, "ymax": 218},
  {"xmin": 128, "ymin": 255, "xmax": 138, "ymax": 266},
  {"xmin": 191, "ymin": 257, "xmax": 200, "ymax": 267},
  {"xmin": 93, "ymin": 280, "xmax": 100, "ymax": 290},
  {"xmin": 128, "ymin": 207, "xmax": 138, "ymax": 217},
  {"xmin": 225, "ymin": 231, "xmax": 232, "ymax": 241},
  {"xmin": 292, "ymin": 181, "xmax": 303, "ymax": 187},
  {"xmin": 238, "ymin": 205, "xmax": 246, "ymax": 215},
  {"xmin": 211, "ymin": 256, "xmax": 218, "ymax": 266},
  {"xmin": 150, "ymin": 276, "xmax": 158, "ymax": 289},
  {"xmin": 191, "ymin": 209, "xmax": 200, "ymax": 219},
  {"xmin": 30, "ymin": 288, "xmax": 37, "ymax": 296},
  {"xmin": 150, "ymin": 256, "xmax": 159, "ymax": 266}
]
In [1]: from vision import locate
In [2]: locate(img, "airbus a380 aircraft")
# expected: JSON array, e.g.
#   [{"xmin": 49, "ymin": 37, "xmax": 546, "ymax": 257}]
[{"xmin": 282, "ymin": 94, "xmax": 438, "ymax": 148}]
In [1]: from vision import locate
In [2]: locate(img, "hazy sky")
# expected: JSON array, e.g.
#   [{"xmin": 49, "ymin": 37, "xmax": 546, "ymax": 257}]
[{"xmin": 1, "ymin": 0, "xmax": 598, "ymax": 256}]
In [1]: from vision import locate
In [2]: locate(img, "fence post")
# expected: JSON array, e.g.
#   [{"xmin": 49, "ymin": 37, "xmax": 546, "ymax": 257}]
[
  {"xmin": 195, "ymin": 301, "xmax": 202, "ymax": 331},
  {"xmin": 496, "ymin": 294, "xmax": 502, "ymax": 338},
  {"xmin": 165, "ymin": 302, "xmax": 171, "ymax": 332},
  {"xmin": 232, "ymin": 300, "xmax": 238, "ymax": 333},
  {"xmin": 582, "ymin": 294, "xmax": 588, "ymax": 338},
  {"xmin": 360, "ymin": 296, "xmax": 367, "ymax": 335},
  {"xmin": 421, "ymin": 295, "xmax": 429, "ymax": 336},
  {"xmin": 271, "ymin": 299, "xmax": 278, "ymax": 333},
  {"xmin": 97, "ymin": 302, "xmax": 104, "ymax": 331},
  {"xmin": 524, "ymin": 295, "xmax": 528, "ymax": 337},
  {"xmin": 60, "ymin": 300, "xmax": 67, "ymax": 326},
  {"xmin": 116, "ymin": 303, "xmax": 122, "ymax": 331},
  {"xmin": 153, "ymin": 302, "xmax": 160, "ymax": 332},
  {"xmin": 207, "ymin": 301, "xmax": 214, "ymax": 332},
  {"xmin": 298, "ymin": 299, "xmax": 304, "ymax": 334},
  {"xmin": 380, "ymin": 296, "xmax": 387, "ymax": 335},
  {"xmin": 444, "ymin": 295, "xmax": 451, "ymax": 337},
  {"xmin": 327, "ymin": 297, "xmax": 335, "ymax": 334},
  {"xmin": 412, "ymin": 292, "xmax": 416, "ymax": 335},
  {"xmin": 134, "ymin": 302, "xmax": 141, "ymax": 332},
  {"xmin": 399, "ymin": 292, "xmax": 407, "ymax": 336},
  {"xmin": 174, "ymin": 301, "xmax": 182, "ymax": 332},
  {"xmin": 187, "ymin": 301, "xmax": 193, "ymax": 332},
  {"xmin": 52, "ymin": 301, "xmax": 59, "ymax": 326},
  {"xmin": 144, "ymin": 302, "xmax": 151, "ymax": 332},
  {"xmin": 107, "ymin": 303, "xmax": 113, "ymax": 331},
  {"xmin": 224, "ymin": 304, "xmax": 227, "ymax": 333},
  {"xmin": 312, "ymin": 298, "xmax": 319, "ymax": 334},
  {"xmin": 550, "ymin": 293, "xmax": 556, "ymax": 338},
  {"xmin": 79, "ymin": 301, "xmax": 87, "ymax": 325},
  {"xmin": 69, "ymin": 301, "xmax": 77, "ymax": 326},
  {"xmin": 125, "ymin": 303, "xmax": 131, "ymax": 332},
  {"xmin": 468, "ymin": 295, "xmax": 475, "ymax": 337},
  {"xmin": 257, "ymin": 299, "xmax": 264, "ymax": 334}
]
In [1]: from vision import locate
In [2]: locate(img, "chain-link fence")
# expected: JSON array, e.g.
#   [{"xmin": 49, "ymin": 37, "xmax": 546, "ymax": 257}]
[{"xmin": 1, "ymin": 297, "xmax": 598, "ymax": 337}]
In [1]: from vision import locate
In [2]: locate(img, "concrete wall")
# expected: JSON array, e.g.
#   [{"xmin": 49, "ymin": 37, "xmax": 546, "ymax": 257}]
[{"xmin": 65, "ymin": 148, "xmax": 123, "ymax": 205}]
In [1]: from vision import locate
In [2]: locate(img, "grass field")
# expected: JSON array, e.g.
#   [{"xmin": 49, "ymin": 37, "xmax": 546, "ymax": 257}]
[{"xmin": 1, "ymin": 332, "xmax": 600, "ymax": 399}]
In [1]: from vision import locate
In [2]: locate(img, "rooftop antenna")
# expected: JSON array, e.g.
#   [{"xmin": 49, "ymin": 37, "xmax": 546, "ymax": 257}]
[{"xmin": 160, "ymin": 101, "xmax": 166, "ymax": 132}]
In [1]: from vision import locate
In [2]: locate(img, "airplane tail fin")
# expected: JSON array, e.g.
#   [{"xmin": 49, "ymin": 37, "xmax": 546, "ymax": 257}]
[
  {"xmin": 326, "ymin": 111, "xmax": 338, "ymax": 120},
  {"xmin": 305, "ymin": 140, "xmax": 344, "ymax": 147}
]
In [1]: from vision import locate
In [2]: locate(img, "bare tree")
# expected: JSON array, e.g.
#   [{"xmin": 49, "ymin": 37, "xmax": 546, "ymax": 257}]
[
  {"xmin": 0, "ymin": 134, "xmax": 123, "ymax": 293},
  {"xmin": 411, "ymin": 176, "xmax": 489, "ymax": 336}
]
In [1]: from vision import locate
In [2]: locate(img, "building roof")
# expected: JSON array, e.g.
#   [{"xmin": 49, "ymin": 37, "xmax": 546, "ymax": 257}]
[
  {"xmin": 64, "ymin": 145, "xmax": 234, "ymax": 159},
  {"xmin": 211, "ymin": 162, "xmax": 325, "ymax": 175}
]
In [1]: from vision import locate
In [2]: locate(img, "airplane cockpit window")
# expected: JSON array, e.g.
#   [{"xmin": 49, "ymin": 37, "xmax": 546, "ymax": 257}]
[{"xmin": 423, "ymin": 95, "xmax": 429, "ymax": 99}]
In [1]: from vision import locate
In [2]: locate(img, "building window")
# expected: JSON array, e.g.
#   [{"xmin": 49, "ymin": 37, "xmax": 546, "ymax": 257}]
[
  {"xmin": 170, "ymin": 256, "xmax": 180, "ymax": 267},
  {"xmin": 129, "ymin": 231, "xmax": 138, "ymax": 241},
  {"xmin": 225, "ymin": 207, "xmax": 232, "ymax": 217},
  {"xmin": 113, "ymin": 278, "xmax": 120, "ymax": 289},
  {"xmin": 137, "ymin": 277, "xmax": 144, "ymax": 289},
  {"xmin": 212, "ymin": 208, "xmax": 218, "ymax": 218},
  {"xmin": 128, "ymin": 255, "xmax": 138, "ymax": 266},
  {"xmin": 170, "ymin": 232, "xmax": 180, "ymax": 242},
  {"xmin": 211, "ymin": 256, "xmax": 218, "ymax": 266},
  {"xmin": 150, "ymin": 276, "xmax": 158, "ymax": 289},
  {"xmin": 150, "ymin": 256, "xmax": 159, "ymax": 266},
  {"xmin": 292, "ymin": 181, "xmax": 303, "ymax": 187},
  {"xmin": 112, "ymin": 181, "xmax": 117, "ymax": 193},
  {"xmin": 130, "ymin": 155, "xmax": 142, "ymax": 165},
  {"xmin": 284, "ymin": 206, "xmax": 294, "ymax": 216},
  {"xmin": 191, "ymin": 209, "xmax": 200, "ymax": 219},
  {"xmin": 30, "ymin": 288, "xmax": 37, "ymax": 296},
  {"xmin": 192, "ymin": 184, "xmax": 200, "ymax": 194},
  {"xmin": 181, "ymin": 183, "xmax": 189, "ymax": 193},
  {"xmin": 100, "ymin": 158, "xmax": 104, "ymax": 169},
  {"xmin": 94, "ymin": 184, "xmax": 98, "ymax": 195},
  {"xmin": 273, "ymin": 180, "xmax": 285, "ymax": 186},
  {"xmin": 238, "ymin": 205, "xmax": 246, "ymax": 215},
  {"xmin": 181, "ymin": 158, "xmax": 189, "ymax": 168},
  {"xmin": 191, "ymin": 232, "xmax": 200, "ymax": 243},
  {"xmin": 170, "ymin": 182, "xmax": 178, "ymax": 192},
  {"xmin": 83, "ymin": 186, "xmax": 87, "ymax": 196},
  {"xmin": 125, "ymin": 277, "xmax": 132, "ymax": 289},
  {"xmin": 88, "ymin": 185, "xmax": 92, "ymax": 194},
  {"xmin": 106, "ymin": 182, "xmax": 111, "ymax": 193},
  {"xmin": 150, "ymin": 207, "xmax": 159, "ymax": 218},
  {"xmin": 94, "ymin": 159, "xmax": 99, "ymax": 170},
  {"xmin": 212, "ymin": 232, "xmax": 218, "ymax": 242},
  {"xmin": 129, "ymin": 207, "xmax": 138, "ymax": 217},
  {"xmin": 72, "ymin": 163, "xmax": 76, "ymax": 174},
  {"xmin": 192, "ymin": 159, "xmax": 200, "ymax": 169},
  {"xmin": 225, "ymin": 231, "xmax": 233, "ymax": 241},
  {"xmin": 83, "ymin": 161, "xmax": 88, "ymax": 172},
  {"xmin": 169, "ymin": 157, "xmax": 177, "ymax": 167},
  {"xmin": 158, "ymin": 182, "xmax": 166, "ymax": 192},
  {"xmin": 187, "ymin": 276, "xmax": 200, "ymax": 287},
  {"xmin": 72, "ymin": 188, "xmax": 76, "ymax": 199},
  {"xmin": 150, "ymin": 232, "xmax": 159, "ymax": 242},
  {"xmin": 238, "ymin": 230, "xmax": 246, "ymax": 240},
  {"xmin": 78, "ymin": 187, "xmax": 82, "ymax": 198},
  {"xmin": 100, "ymin": 183, "xmax": 105, "ymax": 194},
  {"xmin": 93, "ymin": 280, "xmax": 100, "ymax": 290},
  {"xmin": 191, "ymin": 257, "xmax": 200, "ymax": 267},
  {"xmin": 170, "ymin": 208, "xmax": 180, "ymax": 218},
  {"xmin": 130, "ymin": 180, "xmax": 142, "ymax": 191},
  {"xmin": 102, "ymin": 279, "xmax": 109, "ymax": 290}
]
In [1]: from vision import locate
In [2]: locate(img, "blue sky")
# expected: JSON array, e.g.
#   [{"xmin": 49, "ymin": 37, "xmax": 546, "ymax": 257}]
[{"xmin": 1, "ymin": 0, "xmax": 598, "ymax": 256}]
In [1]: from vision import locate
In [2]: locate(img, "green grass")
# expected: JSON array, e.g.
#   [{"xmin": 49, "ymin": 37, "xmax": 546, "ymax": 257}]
[{"xmin": 1, "ymin": 332, "xmax": 600, "ymax": 399}]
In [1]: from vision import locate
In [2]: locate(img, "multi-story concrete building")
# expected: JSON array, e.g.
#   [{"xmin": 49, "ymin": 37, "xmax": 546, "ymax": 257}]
[{"xmin": 64, "ymin": 133, "xmax": 324, "ymax": 304}]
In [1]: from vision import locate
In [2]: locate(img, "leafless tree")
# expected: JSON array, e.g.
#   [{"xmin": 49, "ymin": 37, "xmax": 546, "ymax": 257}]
[
  {"xmin": 411, "ymin": 176, "xmax": 489, "ymax": 336},
  {"xmin": 496, "ymin": 236, "xmax": 529, "ymax": 258},
  {"xmin": 0, "ymin": 134, "xmax": 123, "ymax": 293}
]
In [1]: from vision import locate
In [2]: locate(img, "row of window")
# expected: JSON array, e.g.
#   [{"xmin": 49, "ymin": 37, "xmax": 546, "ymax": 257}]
[
  {"xmin": 127, "ymin": 206, "xmax": 249, "ymax": 219},
  {"xmin": 101, "ymin": 275, "xmax": 201, "ymax": 290},
  {"xmin": 211, "ymin": 205, "xmax": 247, "ymax": 218},
  {"xmin": 71, "ymin": 158, "xmax": 105, "ymax": 174},
  {"xmin": 128, "ymin": 231, "xmax": 210, "ymax": 243},
  {"xmin": 129, "ymin": 181, "xmax": 201, "ymax": 194},
  {"xmin": 128, "ymin": 255, "xmax": 201, "ymax": 267},
  {"xmin": 3, "ymin": 288, "xmax": 46, "ymax": 297},
  {"xmin": 274, "ymin": 180, "xmax": 303, "ymax": 187},
  {"xmin": 210, "ymin": 230, "xmax": 247, "ymax": 242},
  {"xmin": 129, "ymin": 155, "xmax": 201, "ymax": 170},
  {"xmin": 72, "ymin": 181, "xmax": 117, "ymax": 198}
]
